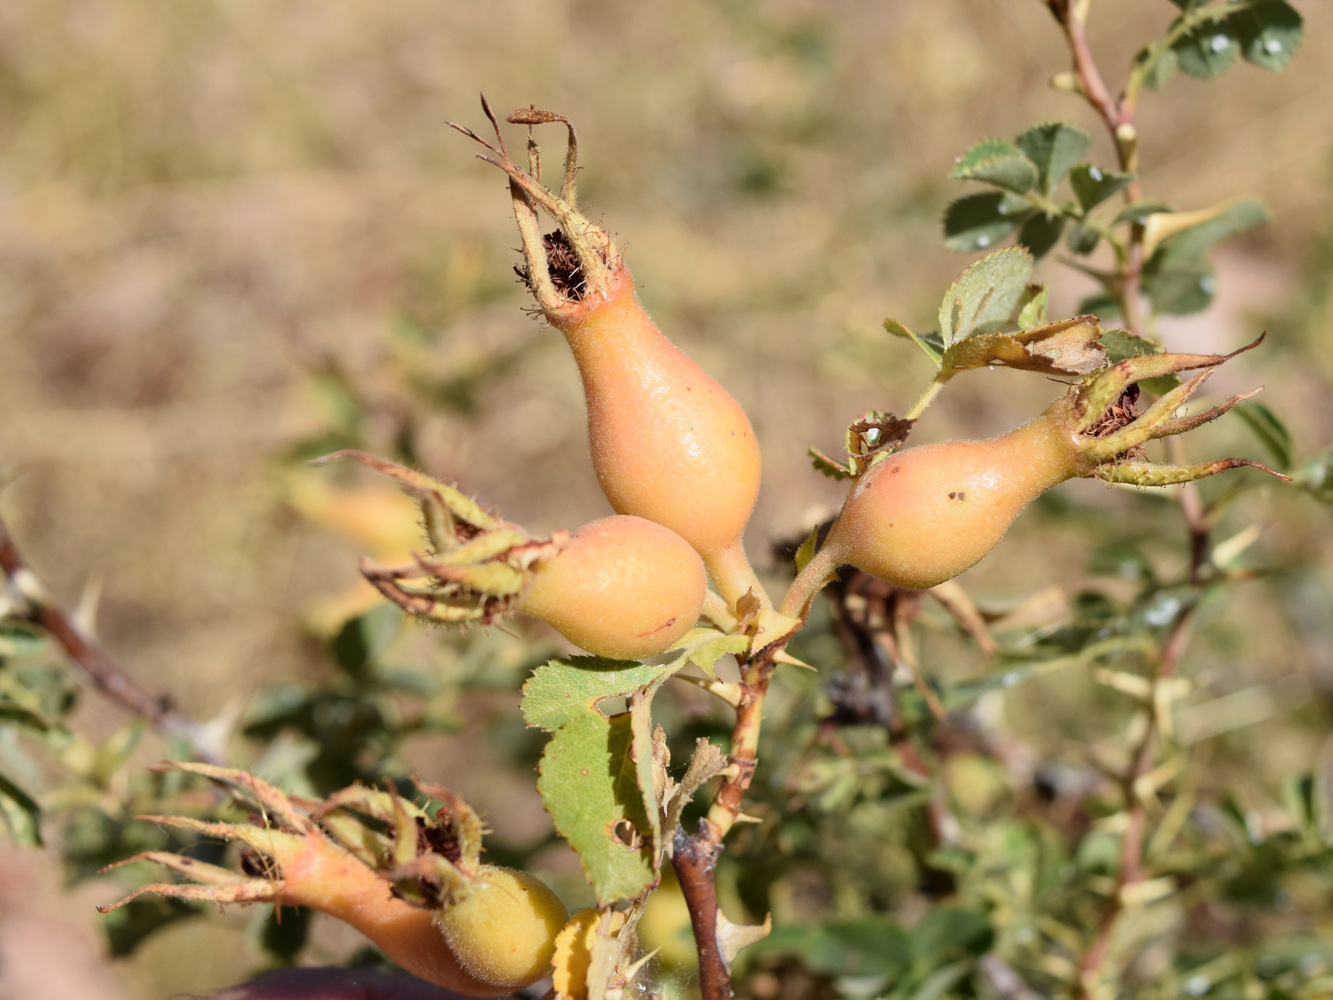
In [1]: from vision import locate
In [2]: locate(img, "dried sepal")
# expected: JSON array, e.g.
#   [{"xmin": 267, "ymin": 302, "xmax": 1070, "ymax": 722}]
[
  {"xmin": 99, "ymin": 767, "xmax": 494, "ymax": 921},
  {"xmin": 449, "ymin": 97, "xmax": 618, "ymax": 317},
  {"xmin": 316, "ymin": 450, "xmax": 577, "ymax": 627},
  {"xmin": 940, "ymin": 315, "xmax": 1106, "ymax": 377}
]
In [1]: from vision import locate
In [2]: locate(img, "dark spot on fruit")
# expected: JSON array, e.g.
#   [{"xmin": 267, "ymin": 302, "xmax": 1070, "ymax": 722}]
[
  {"xmin": 949, "ymin": 492, "xmax": 956, "ymax": 499},
  {"xmin": 958, "ymin": 491, "xmax": 966, "ymax": 500},
  {"xmin": 891, "ymin": 466, "xmax": 900, "ymax": 474}
]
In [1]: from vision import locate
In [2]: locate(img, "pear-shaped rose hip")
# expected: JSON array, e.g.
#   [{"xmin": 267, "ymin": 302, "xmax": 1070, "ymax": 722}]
[
  {"xmin": 819, "ymin": 411, "xmax": 1081, "ymax": 590},
  {"xmin": 518, "ymin": 515, "xmax": 707, "ymax": 660},
  {"xmin": 783, "ymin": 344, "xmax": 1285, "ymax": 614},
  {"xmin": 451, "ymin": 103, "xmax": 763, "ymax": 609}
]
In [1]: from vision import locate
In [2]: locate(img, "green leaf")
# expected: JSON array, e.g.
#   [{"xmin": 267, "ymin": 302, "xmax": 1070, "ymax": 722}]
[
  {"xmin": 1014, "ymin": 122, "xmax": 1090, "ymax": 197},
  {"xmin": 809, "ymin": 447, "xmax": 852, "ymax": 481},
  {"xmin": 1152, "ymin": 198, "xmax": 1271, "ymax": 265},
  {"xmin": 1232, "ymin": 0, "xmax": 1303, "ymax": 72},
  {"xmin": 1100, "ymin": 328, "xmax": 1164, "ymax": 364},
  {"xmin": 1069, "ymin": 164, "xmax": 1134, "ymax": 212},
  {"xmin": 949, "ymin": 138, "xmax": 1038, "ymax": 194},
  {"xmin": 1137, "ymin": 44, "xmax": 1178, "ymax": 91},
  {"xmin": 1114, "ymin": 199, "xmax": 1173, "ymax": 226},
  {"xmin": 521, "ymin": 657, "xmax": 669, "ymax": 732},
  {"xmin": 1142, "ymin": 257, "xmax": 1217, "ymax": 315},
  {"xmin": 522, "ymin": 657, "xmax": 674, "ymax": 902},
  {"xmin": 1067, "ymin": 223, "xmax": 1101, "ymax": 256},
  {"xmin": 1077, "ymin": 291, "xmax": 1121, "ymax": 319},
  {"xmin": 0, "ymin": 769, "xmax": 43, "ymax": 846},
  {"xmin": 0, "ymin": 624, "xmax": 47, "ymax": 659},
  {"xmin": 1173, "ymin": 22, "xmax": 1240, "ymax": 79},
  {"xmin": 1293, "ymin": 447, "xmax": 1333, "ymax": 503},
  {"xmin": 1016, "ymin": 285, "xmax": 1048, "ymax": 330},
  {"xmin": 749, "ymin": 919, "xmax": 912, "ymax": 978},
  {"xmin": 942, "ymin": 192, "xmax": 1029, "ymax": 252},
  {"xmin": 910, "ymin": 908, "xmax": 993, "ymax": 968},
  {"xmin": 1235, "ymin": 401, "xmax": 1292, "ymax": 471},
  {"xmin": 938, "ymin": 248, "xmax": 1034, "ymax": 347},
  {"xmin": 1017, "ymin": 211, "xmax": 1066, "ymax": 259},
  {"xmin": 884, "ymin": 319, "xmax": 944, "ymax": 367}
]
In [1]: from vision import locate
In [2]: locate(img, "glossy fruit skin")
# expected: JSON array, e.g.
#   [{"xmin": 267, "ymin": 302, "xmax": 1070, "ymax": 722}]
[
  {"xmin": 823, "ymin": 411, "xmax": 1083, "ymax": 590},
  {"xmin": 518, "ymin": 515, "xmax": 707, "ymax": 659},
  {"xmin": 437, "ymin": 866, "xmax": 570, "ymax": 993},
  {"xmin": 554, "ymin": 270, "xmax": 762, "ymax": 561}
]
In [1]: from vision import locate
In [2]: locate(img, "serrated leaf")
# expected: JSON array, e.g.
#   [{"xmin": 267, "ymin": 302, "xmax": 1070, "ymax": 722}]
[
  {"xmin": 1016, "ymin": 285, "xmax": 1048, "ymax": 330},
  {"xmin": 1138, "ymin": 44, "xmax": 1179, "ymax": 91},
  {"xmin": 1101, "ymin": 328, "xmax": 1164, "ymax": 364},
  {"xmin": 1233, "ymin": 0, "xmax": 1303, "ymax": 72},
  {"xmin": 942, "ymin": 192, "xmax": 1029, "ymax": 253},
  {"xmin": 538, "ymin": 711, "xmax": 655, "ymax": 902},
  {"xmin": 1114, "ymin": 199, "xmax": 1173, "ymax": 226},
  {"xmin": 523, "ymin": 658, "xmax": 676, "ymax": 901},
  {"xmin": 0, "ymin": 769, "xmax": 43, "ymax": 846},
  {"xmin": 1142, "ymin": 257, "xmax": 1217, "ymax": 316},
  {"xmin": 1017, "ymin": 211, "xmax": 1066, "ymax": 259},
  {"xmin": 1067, "ymin": 223, "xmax": 1101, "ymax": 256},
  {"xmin": 1235, "ymin": 401, "xmax": 1292, "ymax": 471},
  {"xmin": 940, "ymin": 316, "xmax": 1104, "ymax": 377},
  {"xmin": 522, "ymin": 657, "xmax": 671, "ymax": 732},
  {"xmin": 938, "ymin": 248, "xmax": 1034, "ymax": 347},
  {"xmin": 1014, "ymin": 122, "xmax": 1090, "ymax": 197},
  {"xmin": 629, "ymin": 685, "xmax": 663, "ymax": 860},
  {"xmin": 884, "ymin": 319, "xmax": 945, "ymax": 367},
  {"xmin": 949, "ymin": 139, "xmax": 1038, "ymax": 194},
  {"xmin": 1069, "ymin": 164, "xmax": 1135, "ymax": 212},
  {"xmin": 808, "ymin": 447, "xmax": 852, "ymax": 481},
  {"xmin": 1174, "ymin": 22, "xmax": 1240, "ymax": 79}
]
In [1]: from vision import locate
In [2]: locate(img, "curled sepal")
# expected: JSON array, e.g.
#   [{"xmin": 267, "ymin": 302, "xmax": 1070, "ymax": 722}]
[
  {"xmin": 316, "ymin": 450, "xmax": 576, "ymax": 627},
  {"xmin": 940, "ymin": 315, "xmax": 1106, "ymax": 377},
  {"xmin": 1072, "ymin": 333, "xmax": 1265, "ymax": 433},
  {"xmin": 809, "ymin": 411, "xmax": 915, "ymax": 481},
  {"xmin": 1094, "ymin": 458, "xmax": 1289, "ymax": 487},
  {"xmin": 448, "ymin": 97, "xmax": 619, "ymax": 320}
]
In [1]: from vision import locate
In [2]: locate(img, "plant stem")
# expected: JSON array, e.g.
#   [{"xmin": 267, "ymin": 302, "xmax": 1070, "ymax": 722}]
[
  {"xmin": 0, "ymin": 513, "xmax": 220, "ymax": 763},
  {"xmin": 676, "ymin": 639, "xmax": 784, "ymax": 1000}
]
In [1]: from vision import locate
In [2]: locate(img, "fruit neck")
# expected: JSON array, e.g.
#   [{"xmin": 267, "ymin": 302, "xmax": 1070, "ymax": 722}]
[
  {"xmin": 552, "ymin": 267, "xmax": 650, "ymax": 366},
  {"xmin": 1008, "ymin": 397, "xmax": 1090, "ymax": 486},
  {"xmin": 704, "ymin": 540, "xmax": 767, "ymax": 613}
]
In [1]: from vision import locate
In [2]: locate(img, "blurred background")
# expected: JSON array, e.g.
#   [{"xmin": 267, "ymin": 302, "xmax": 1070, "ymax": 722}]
[{"xmin": 1, "ymin": 0, "xmax": 1331, "ymax": 996}]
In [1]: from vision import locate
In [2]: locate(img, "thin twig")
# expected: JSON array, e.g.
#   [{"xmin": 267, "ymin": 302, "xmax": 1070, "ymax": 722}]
[
  {"xmin": 671, "ymin": 828, "xmax": 731, "ymax": 1000},
  {"xmin": 0, "ymin": 513, "xmax": 219, "ymax": 763}
]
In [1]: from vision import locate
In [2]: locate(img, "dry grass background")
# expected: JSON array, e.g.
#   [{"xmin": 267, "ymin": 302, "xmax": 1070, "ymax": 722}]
[{"xmin": 1, "ymin": 1, "xmax": 1332, "ymax": 996}]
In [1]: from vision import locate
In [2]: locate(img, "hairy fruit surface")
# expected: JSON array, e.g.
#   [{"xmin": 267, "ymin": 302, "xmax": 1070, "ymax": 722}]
[{"xmin": 518, "ymin": 515, "xmax": 707, "ymax": 660}]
